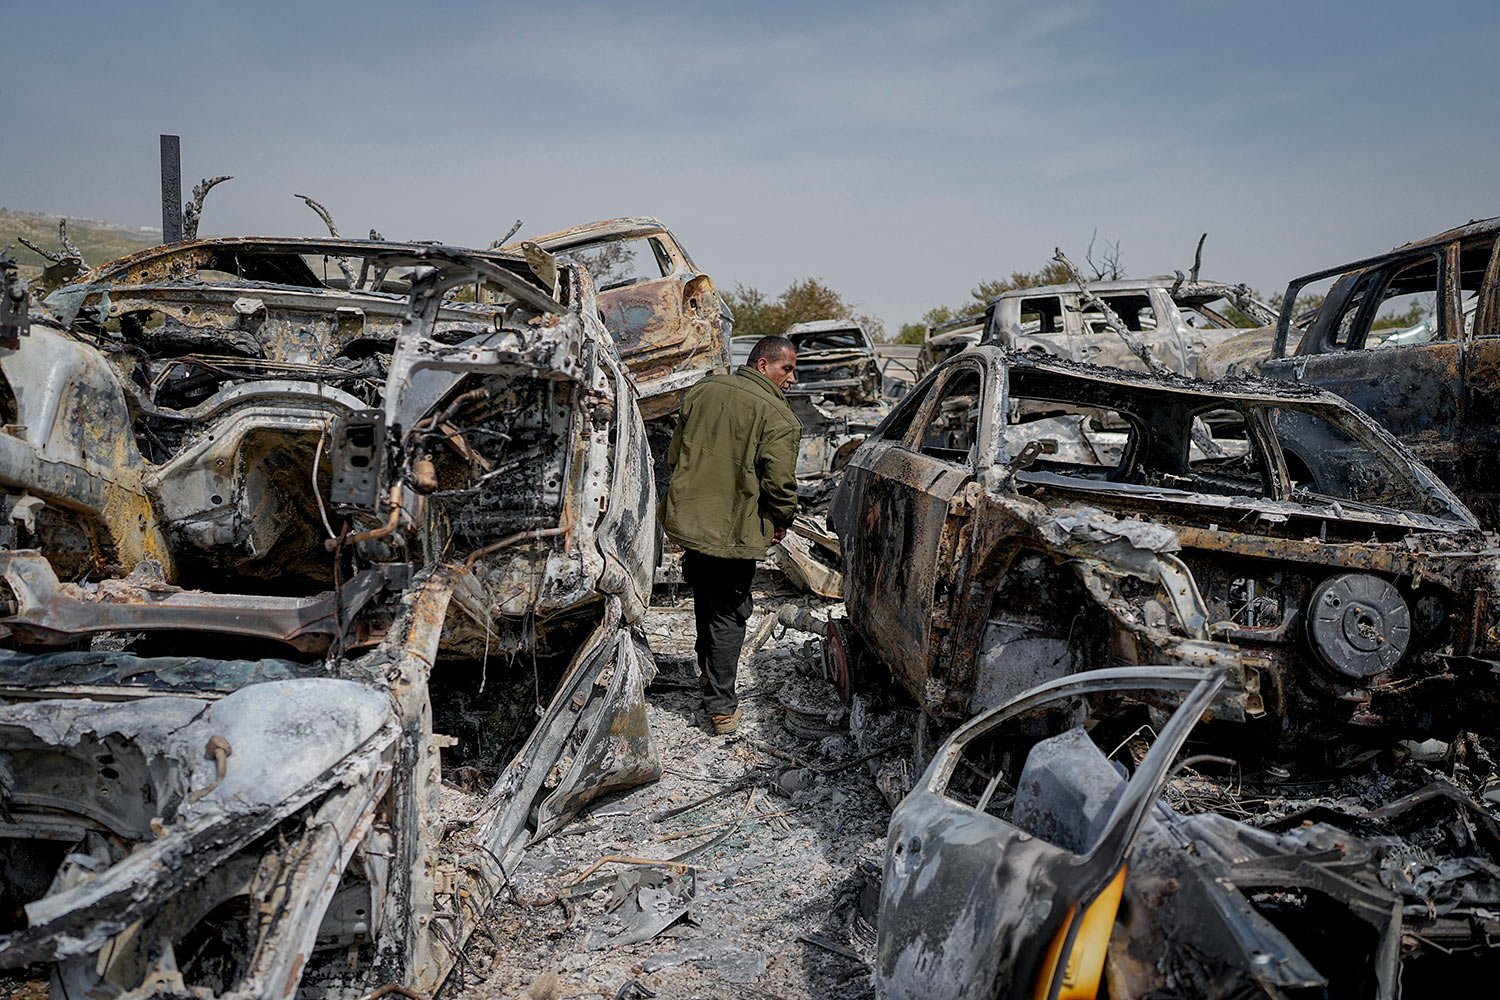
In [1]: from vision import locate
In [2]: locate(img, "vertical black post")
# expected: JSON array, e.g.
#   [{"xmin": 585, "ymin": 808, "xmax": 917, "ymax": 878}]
[{"xmin": 160, "ymin": 134, "xmax": 182, "ymax": 243}]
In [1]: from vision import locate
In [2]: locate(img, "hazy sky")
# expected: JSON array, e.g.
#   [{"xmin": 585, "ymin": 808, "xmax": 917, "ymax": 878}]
[{"xmin": 4, "ymin": 1, "xmax": 1496, "ymax": 332}]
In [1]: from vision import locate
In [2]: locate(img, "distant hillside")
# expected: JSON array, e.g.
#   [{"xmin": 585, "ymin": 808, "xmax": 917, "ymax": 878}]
[{"xmin": 0, "ymin": 209, "xmax": 159, "ymax": 279}]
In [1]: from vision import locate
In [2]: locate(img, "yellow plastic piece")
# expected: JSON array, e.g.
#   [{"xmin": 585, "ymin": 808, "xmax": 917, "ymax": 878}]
[{"xmin": 1033, "ymin": 865, "xmax": 1127, "ymax": 1000}]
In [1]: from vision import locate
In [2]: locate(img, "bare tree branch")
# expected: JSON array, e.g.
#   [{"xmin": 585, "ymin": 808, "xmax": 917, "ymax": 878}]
[
  {"xmin": 1083, "ymin": 229, "xmax": 1124, "ymax": 281},
  {"xmin": 1053, "ymin": 247, "xmax": 1167, "ymax": 376},
  {"xmin": 183, "ymin": 175, "xmax": 233, "ymax": 240},
  {"xmin": 295, "ymin": 193, "xmax": 342, "ymax": 238},
  {"xmin": 1103, "ymin": 239, "xmax": 1123, "ymax": 280},
  {"xmin": 491, "ymin": 220, "xmax": 524, "ymax": 249}
]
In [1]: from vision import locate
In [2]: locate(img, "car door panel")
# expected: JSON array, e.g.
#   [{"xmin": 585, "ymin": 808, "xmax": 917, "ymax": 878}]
[
  {"xmin": 1264, "ymin": 344, "xmax": 1464, "ymax": 483},
  {"xmin": 845, "ymin": 444, "xmax": 968, "ymax": 694},
  {"xmin": 878, "ymin": 667, "xmax": 1226, "ymax": 1000}
]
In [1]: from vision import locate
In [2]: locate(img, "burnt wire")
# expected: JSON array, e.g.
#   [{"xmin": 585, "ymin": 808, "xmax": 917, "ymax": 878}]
[
  {"xmin": 312, "ymin": 420, "xmax": 338, "ymax": 541},
  {"xmin": 479, "ymin": 603, "xmax": 493, "ymax": 695}
]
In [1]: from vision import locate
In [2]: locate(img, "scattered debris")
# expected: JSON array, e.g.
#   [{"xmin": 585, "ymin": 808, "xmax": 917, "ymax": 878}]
[
  {"xmin": 458, "ymin": 584, "xmax": 888, "ymax": 1000},
  {"xmin": 771, "ymin": 515, "xmax": 844, "ymax": 598}
]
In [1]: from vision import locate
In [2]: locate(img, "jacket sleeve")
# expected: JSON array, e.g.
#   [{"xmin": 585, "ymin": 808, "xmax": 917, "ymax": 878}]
[{"xmin": 756, "ymin": 418, "xmax": 801, "ymax": 529}]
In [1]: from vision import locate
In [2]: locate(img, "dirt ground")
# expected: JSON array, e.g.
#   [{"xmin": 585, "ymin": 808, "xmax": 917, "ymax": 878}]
[{"xmin": 444, "ymin": 571, "xmax": 892, "ymax": 1000}]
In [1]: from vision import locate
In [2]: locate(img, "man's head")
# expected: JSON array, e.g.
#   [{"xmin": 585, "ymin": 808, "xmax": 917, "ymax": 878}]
[{"xmin": 748, "ymin": 335, "xmax": 797, "ymax": 390}]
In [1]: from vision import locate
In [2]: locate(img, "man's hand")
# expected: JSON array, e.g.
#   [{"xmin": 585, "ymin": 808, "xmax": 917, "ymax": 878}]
[{"xmin": 773, "ymin": 527, "xmax": 787, "ymax": 543}]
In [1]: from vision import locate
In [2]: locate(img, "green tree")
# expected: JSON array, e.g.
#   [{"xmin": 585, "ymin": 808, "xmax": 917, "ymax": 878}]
[
  {"xmin": 1269, "ymin": 289, "xmax": 1327, "ymax": 325},
  {"xmin": 1370, "ymin": 299, "xmax": 1430, "ymax": 331},
  {"xmin": 722, "ymin": 277, "xmax": 884, "ymax": 341},
  {"xmin": 721, "ymin": 284, "xmax": 777, "ymax": 338},
  {"xmin": 896, "ymin": 305, "xmax": 964, "ymax": 344}
]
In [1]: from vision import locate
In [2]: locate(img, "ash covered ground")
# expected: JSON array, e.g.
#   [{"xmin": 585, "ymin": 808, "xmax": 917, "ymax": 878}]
[{"xmin": 441, "ymin": 572, "xmax": 891, "ymax": 1000}]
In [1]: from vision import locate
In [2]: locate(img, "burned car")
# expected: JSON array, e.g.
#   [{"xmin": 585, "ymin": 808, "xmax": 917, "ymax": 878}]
[
  {"xmin": 783, "ymin": 319, "xmax": 883, "ymax": 407},
  {"xmin": 879, "ymin": 665, "xmax": 1500, "ymax": 998},
  {"xmin": 781, "ymin": 319, "xmax": 890, "ymax": 502},
  {"xmin": 874, "ymin": 343, "xmax": 922, "ymax": 400},
  {"xmin": 830, "ymin": 346, "xmax": 1500, "ymax": 741},
  {"xmin": 502, "ymin": 216, "xmax": 731, "ymax": 425},
  {"xmin": 0, "ymin": 239, "xmax": 659, "ymax": 997},
  {"xmin": 982, "ymin": 275, "xmax": 1275, "ymax": 376},
  {"xmin": 1248, "ymin": 217, "xmax": 1500, "ymax": 529},
  {"xmin": 918, "ymin": 315, "xmax": 982, "ymax": 375}
]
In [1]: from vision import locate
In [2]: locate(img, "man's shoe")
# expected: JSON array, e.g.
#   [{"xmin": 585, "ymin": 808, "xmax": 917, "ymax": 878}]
[{"xmin": 710, "ymin": 708, "xmax": 740, "ymax": 735}]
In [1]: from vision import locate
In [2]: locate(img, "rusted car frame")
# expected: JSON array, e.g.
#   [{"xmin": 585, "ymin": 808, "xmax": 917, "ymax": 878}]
[
  {"xmin": 0, "ymin": 242, "xmax": 660, "ymax": 997},
  {"xmin": 831, "ymin": 346, "xmax": 1499, "ymax": 740},
  {"xmin": 502, "ymin": 216, "xmax": 731, "ymax": 424},
  {"xmin": 918, "ymin": 315, "xmax": 982, "ymax": 375}
]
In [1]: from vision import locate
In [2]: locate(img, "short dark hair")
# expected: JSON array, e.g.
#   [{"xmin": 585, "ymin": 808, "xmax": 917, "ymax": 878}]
[{"xmin": 748, "ymin": 335, "xmax": 795, "ymax": 366}]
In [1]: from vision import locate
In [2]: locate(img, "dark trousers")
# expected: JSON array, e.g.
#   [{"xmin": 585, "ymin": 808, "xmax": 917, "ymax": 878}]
[{"xmin": 682, "ymin": 549, "xmax": 757, "ymax": 717}]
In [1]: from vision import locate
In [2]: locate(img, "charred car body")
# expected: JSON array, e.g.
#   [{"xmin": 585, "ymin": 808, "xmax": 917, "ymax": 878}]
[
  {"xmin": 831, "ymin": 346, "xmax": 1500, "ymax": 742},
  {"xmin": 1244, "ymin": 217, "xmax": 1500, "ymax": 529},
  {"xmin": 782, "ymin": 319, "xmax": 883, "ymax": 407},
  {"xmin": 982, "ymin": 275, "xmax": 1275, "ymax": 376},
  {"xmin": 918, "ymin": 315, "xmax": 982, "ymax": 375},
  {"xmin": 0, "ymin": 238, "xmax": 659, "ymax": 997},
  {"xmin": 782, "ymin": 320, "xmax": 889, "ymax": 501},
  {"xmin": 879, "ymin": 666, "xmax": 1500, "ymax": 998},
  {"xmin": 502, "ymin": 216, "xmax": 731, "ymax": 425}
]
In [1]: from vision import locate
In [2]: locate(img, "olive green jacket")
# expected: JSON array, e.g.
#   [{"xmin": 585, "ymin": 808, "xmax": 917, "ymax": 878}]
[{"xmin": 661, "ymin": 365, "xmax": 802, "ymax": 559}]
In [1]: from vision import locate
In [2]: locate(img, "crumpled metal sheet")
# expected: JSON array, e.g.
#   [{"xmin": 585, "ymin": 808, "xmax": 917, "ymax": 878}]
[
  {"xmin": 592, "ymin": 868, "xmax": 696, "ymax": 948},
  {"xmin": 0, "ymin": 677, "xmax": 392, "ymax": 965},
  {"xmin": 1035, "ymin": 505, "xmax": 1182, "ymax": 579}
]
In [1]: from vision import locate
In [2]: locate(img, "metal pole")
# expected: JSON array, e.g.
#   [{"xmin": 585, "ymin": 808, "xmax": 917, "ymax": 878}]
[{"xmin": 160, "ymin": 134, "xmax": 182, "ymax": 243}]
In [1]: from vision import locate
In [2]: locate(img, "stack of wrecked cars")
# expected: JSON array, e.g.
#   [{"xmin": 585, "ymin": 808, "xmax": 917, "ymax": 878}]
[
  {"xmin": 830, "ymin": 345, "xmax": 1500, "ymax": 995},
  {"xmin": 984, "ymin": 274, "xmax": 1276, "ymax": 376},
  {"xmin": 778, "ymin": 319, "xmax": 889, "ymax": 499},
  {"xmin": 0, "ymin": 235, "xmax": 663, "ymax": 997},
  {"xmin": 743, "ymin": 319, "xmax": 887, "ymax": 599},
  {"xmin": 781, "ymin": 318, "xmax": 883, "ymax": 407}
]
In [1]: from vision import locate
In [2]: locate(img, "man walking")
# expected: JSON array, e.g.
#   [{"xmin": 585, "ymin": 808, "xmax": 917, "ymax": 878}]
[{"xmin": 662, "ymin": 336, "xmax": 800, "ymax": 734}]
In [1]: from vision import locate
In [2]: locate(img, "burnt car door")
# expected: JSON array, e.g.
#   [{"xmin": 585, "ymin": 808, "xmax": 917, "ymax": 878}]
[
  {"xmin": 878, "ymin": 666, "xmax": 1225, "ymax": 1000},
  {"xmin": 832, "ymin": 357, "xmax": 998, "ymax": 700},
  {"xmin": 1264, "ymin": 237, "xmax": 1490, "ymax": 499}
]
